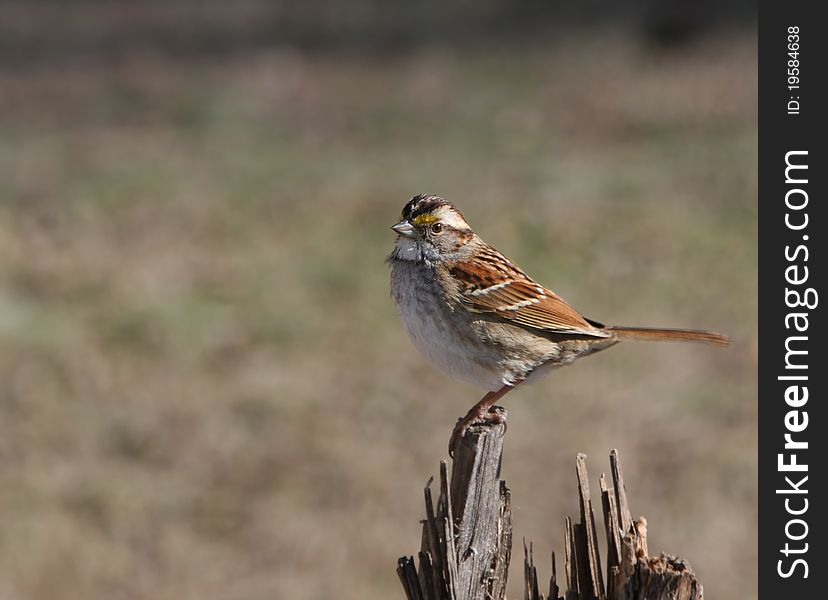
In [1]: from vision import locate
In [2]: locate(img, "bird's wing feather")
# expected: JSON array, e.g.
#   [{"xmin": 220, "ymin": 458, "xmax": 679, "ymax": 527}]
[{"xmin": 448, "ymin": 250, "xmax": 609, "ymax": 338}]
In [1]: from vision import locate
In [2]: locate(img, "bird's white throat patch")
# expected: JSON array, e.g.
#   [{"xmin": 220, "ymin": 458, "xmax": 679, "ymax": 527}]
[{"xmin": 392, "ymin": 236, "xmax": 423, "ymax": 262}]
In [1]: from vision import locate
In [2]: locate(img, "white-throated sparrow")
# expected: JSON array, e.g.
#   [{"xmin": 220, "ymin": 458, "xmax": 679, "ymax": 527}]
[{"xmin": 387, "ymin": 194, "xmax": 728, "ymax": 454}]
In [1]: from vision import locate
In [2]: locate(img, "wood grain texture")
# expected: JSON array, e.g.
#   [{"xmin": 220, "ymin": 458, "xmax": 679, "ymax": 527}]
[
  {"xmin": 398, "ymin": 409, "xmax": 510, "ymax": 600},
  {"xmin": 398, "ymin": 427, "xmax": 703, "ymax": 600}
]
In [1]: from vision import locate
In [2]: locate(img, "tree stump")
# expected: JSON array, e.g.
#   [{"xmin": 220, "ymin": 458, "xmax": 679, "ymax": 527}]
[
  {"xmin": 397, "ymin": 414, "xmax": 703, "ymax": 600},
  {"xmin": 398, "ymin": 408, "xmax": 511, "ymax": 600}
]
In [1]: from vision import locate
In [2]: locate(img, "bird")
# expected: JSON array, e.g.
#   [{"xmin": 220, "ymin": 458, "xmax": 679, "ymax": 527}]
[{"xmin": 387, "ymin": 194, "xmax": 729, "ymax": 455}]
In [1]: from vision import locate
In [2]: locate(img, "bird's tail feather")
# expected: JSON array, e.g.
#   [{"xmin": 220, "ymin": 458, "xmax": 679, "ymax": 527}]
[{"xmin": 605, "ymin": 326, "xmax": 729, "ymax": 346}]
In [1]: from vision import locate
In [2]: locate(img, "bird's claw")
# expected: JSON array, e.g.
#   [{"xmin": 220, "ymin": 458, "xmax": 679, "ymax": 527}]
[{"xmin": 448, "ymin": 406, "xmax": 507, "ymax": 457}]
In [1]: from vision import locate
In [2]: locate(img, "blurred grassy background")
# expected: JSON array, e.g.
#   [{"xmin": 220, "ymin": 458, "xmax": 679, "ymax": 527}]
[{"xmin": 1, "ymin": 3, "xmax": 755, "ymax": 599}]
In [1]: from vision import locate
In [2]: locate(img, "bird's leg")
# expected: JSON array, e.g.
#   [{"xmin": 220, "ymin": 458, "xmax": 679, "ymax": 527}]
[{"xmin": 448, "ymin": 380, "xmax": 523, "ymax": 456}]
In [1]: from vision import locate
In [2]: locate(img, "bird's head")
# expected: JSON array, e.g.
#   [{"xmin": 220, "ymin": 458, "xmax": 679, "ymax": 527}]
[{"xmin": 391, "ymin": 194, "xmax": 474, "ymax": 262}]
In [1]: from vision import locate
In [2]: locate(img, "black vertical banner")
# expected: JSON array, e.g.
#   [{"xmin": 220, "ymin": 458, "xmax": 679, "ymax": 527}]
[{"xmin": 759, "ymin": 2, "xmax": 827, "ymax": 597}]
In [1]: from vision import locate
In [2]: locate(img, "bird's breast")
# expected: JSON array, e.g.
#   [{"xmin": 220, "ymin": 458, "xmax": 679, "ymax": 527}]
[{"xmin": 390, "ymin": 260, "xmax": 509, "ymax": 391}]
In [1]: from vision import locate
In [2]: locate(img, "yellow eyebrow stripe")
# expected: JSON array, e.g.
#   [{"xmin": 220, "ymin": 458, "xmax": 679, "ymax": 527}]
[{"xmin": 411, "ymin": 214, "xmax": 439, "ymax": 226}]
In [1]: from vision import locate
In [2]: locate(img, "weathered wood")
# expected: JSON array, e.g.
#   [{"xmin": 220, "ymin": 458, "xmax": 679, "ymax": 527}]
[
  {"xmin": 490, "ymin": 481, "xmax": 512, "ymax": 600},
  {"xmin": 524, "ymin": 541, "xmax": 541, "ymax": 600},
  {"xmin": 549, "ymin": 552, "xmax": 561, "ymax": 600},
  {"xmin": 609, "ymin": 449, "xmax": 632, "ymax": 538},
  {"xmin": 619, "ymin": 554, "xmax": 703, "ymax": 600},
  {"xmin": 523, "ymin": 543, "xmax": 564, "ymax": 600},
  {"xmin": 599, "ymin": 473, "xmax": 620, "ymax": 574},
  {"xmin": 551, "ymin": 451, "xmax": 704, "ymax": 600},
  {"xmin": 599, "ymin": 473, "xmax": 621, "ymax": 597},
  {"xmin": 564, "ymin": 516, "xmax": 575, "ymax": 597},
  {"xmin": 398, "ymin": 555, "xmax": 425, "ymax": 600},
  {"xmin": 398, "ymin": 408, "xmax": 510, "ymax": 600},
  {"xmin": 399, "ymin": 425, "xmax": 704, "ymax": 600},
  {"xmin": 575, "ymin": 454, "xmax": 605, "ymax": 599}
]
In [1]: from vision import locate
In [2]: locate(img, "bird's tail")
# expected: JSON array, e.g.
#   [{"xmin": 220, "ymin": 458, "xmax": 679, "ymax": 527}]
[{"xmin": 605, "ymin": 326, "xmax": 729, "ymax": 346}]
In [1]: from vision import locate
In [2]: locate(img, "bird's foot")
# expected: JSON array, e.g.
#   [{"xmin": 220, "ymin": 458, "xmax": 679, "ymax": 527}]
[{"xmin": 448, "ymin": 405, "xmax": 507, "ymax": 457}]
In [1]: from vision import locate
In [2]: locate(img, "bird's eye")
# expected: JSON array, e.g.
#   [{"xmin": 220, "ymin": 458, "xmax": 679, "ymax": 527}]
[{"xmin": 431, "ymin": 222, "xmax": 443, "ymax": 234}]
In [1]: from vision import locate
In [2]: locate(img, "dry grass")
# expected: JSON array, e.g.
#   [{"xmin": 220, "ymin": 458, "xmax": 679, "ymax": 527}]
[{"xmin": 0, "ymin": 30, "xmax": 756, "ymax": 600}]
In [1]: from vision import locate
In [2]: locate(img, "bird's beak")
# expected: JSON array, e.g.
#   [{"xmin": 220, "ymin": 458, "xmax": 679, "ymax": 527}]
[{"xmin": 391, "ymin": 219, "xmax": 417, "ymax": 238}]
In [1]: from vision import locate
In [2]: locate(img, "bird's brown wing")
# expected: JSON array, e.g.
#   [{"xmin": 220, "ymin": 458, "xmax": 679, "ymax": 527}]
[{"xmin": 448, "ymin": 252, "xmax": 610, "ymax": 338}]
